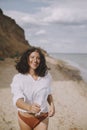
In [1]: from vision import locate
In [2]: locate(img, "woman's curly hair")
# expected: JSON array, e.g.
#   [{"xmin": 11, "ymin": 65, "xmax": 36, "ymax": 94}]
[{"xmin": 16, "ymin": 47, "xmax": 48, "ymax": 77}]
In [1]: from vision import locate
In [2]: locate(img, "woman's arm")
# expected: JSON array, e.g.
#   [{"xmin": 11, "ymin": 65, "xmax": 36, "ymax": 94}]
[
  {"xmin": 16, "ymin": 98, "xmax": 41, "ymax": 114},
  {"xmin": 47, "ymin": 94, "xmax": 55, "ymax": 117}
]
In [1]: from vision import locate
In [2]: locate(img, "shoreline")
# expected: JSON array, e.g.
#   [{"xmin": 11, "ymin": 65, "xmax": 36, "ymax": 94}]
[
  {"xmin": 46, "ymin": 56, "xmax": 83, "ymax": 81},
  {"xmin": 48, "ymin": 53, "xmax": 87, "ymax": 83}
]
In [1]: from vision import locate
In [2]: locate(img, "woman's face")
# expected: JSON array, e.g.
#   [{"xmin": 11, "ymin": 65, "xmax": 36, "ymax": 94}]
[{"xmin": 28, "ymin": 51, "xmax": 40, "ymax": 70}]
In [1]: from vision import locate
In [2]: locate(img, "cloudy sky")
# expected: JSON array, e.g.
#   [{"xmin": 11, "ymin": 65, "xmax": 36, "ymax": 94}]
[{"xmin": 0, "ymin": 0, "xmax": 87, "ymax": 53}]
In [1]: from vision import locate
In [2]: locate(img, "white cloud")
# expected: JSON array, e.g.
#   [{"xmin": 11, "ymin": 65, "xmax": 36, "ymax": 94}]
[
  {"xmin": 4, "ymin": 10, "xmax": 39, "ymax": 26},
  {"xmin": 35, "ymin": 30, "xmax": 46, "ymax": 35},
  {"xmin": 39, "ymin": 39, "xmax": 48, "ymax": 44},
  {"xmin": 42, "ymin": 6, "xmax": 87, "ymax": 25},
  {"xmin": 4, "ymin": 0, "xmax": 87, "ymax": 27}
]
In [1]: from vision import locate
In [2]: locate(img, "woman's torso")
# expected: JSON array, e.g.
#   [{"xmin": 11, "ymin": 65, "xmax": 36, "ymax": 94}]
[{"xmin": 13, "ymin": 73, "xmax": 52, "ymax": 113}]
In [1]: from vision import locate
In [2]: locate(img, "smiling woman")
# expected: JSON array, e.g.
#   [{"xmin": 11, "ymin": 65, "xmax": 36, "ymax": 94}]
[{"xmin": 11, "ymin": 47, "xmax": 55, "ymax": 130}]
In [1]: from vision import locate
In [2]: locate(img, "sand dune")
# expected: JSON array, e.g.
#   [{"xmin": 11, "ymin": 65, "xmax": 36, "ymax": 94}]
[{"xmin": 0, "ymin": 57, "xmax": 87, "ymax": 130}]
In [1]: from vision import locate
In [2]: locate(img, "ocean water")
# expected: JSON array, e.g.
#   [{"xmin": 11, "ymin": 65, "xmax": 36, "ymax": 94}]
[{"xmin": 49, "ymin": 53, "xmax": 87, "ymax": 81}]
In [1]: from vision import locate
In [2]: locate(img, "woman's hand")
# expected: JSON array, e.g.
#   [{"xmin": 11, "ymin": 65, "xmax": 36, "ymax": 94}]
[
  {"xmin": 48, "ymin": 104, "xmax": 55, "ymax": 117},
  {"xmin": 29, "ymin": 103, "xmax": 41, "ymax": 114},
  {"xmin": 47, "ymin": 94, "xmax": 55, "ymax": 117}
]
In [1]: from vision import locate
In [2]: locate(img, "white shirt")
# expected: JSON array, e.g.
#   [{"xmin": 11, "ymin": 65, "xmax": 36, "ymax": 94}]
[{"xmin": 11, "ymin": 72, "xmax": 52, "ymax": 113}]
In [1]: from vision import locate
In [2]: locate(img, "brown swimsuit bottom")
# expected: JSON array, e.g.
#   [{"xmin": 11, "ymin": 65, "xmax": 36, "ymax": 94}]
[{"xmin": 18, "ymin": 111, "xmax": 48, "ymax": 129}]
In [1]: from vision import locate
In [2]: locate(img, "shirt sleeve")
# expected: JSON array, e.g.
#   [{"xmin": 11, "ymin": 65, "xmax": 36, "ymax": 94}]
[{"xmin": 10, "ymin": 74, "xmax": 26, "ymax": 106}]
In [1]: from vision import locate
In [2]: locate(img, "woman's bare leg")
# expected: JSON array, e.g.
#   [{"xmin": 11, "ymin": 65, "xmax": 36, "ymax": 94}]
[
  {"xmin": 34, "ymin": 117, "xmax": 49, "ymax": 130},
  {"xmin": 18, "ymin": 116, "xmax": 32, "ymax": 130}
]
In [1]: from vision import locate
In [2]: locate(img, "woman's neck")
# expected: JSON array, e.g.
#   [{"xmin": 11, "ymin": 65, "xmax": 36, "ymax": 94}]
[
  {"xmin": 29, "ymin": 69, "xmax": 36, "ymax": 76},
  {"xmin": 29, "ymin": 69, "xmax": 39, "ymax": 80}
]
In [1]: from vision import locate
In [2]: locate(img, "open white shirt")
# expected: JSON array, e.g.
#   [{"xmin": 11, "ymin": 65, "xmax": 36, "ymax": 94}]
[{"xmin": 11, "ymin": 72, "xmax": 52, "ymax": 113}]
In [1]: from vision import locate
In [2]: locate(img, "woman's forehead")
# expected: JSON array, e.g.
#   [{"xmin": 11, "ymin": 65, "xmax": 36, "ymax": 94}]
[{"xmin": 29, "ymin": 51, "xmax": 40, "ymax": 56}]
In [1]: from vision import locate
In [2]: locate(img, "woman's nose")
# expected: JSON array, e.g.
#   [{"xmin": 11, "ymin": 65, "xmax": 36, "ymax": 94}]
[{"xmin": 34, "ymin": 58, "xmax": 37, "ymax": 62}]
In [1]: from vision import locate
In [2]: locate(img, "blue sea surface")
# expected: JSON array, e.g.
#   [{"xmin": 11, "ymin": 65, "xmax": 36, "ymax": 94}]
[{"xmin": 49, "ymin": 53, "xmax": 87, "ymax": 81}]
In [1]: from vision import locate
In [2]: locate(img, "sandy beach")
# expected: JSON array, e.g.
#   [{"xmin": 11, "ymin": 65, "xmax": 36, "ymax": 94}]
[{"xmin": 0, "ymin": 57, "xmax": 87, "ymax": 130}]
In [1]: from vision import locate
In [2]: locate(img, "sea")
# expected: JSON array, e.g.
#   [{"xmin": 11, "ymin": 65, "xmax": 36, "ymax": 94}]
[{"xmin": 49, "ymin": 53, "xmax": 87, "ymax": 82}]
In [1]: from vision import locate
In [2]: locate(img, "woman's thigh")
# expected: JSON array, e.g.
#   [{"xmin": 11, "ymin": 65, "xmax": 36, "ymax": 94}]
[
  {"xmin": 34, "ymin": 117, "xmax": 49, "ymax": 130},
  {"xmin": 18, "ymin": 116, "xmax": 32, "ymax": 130}
]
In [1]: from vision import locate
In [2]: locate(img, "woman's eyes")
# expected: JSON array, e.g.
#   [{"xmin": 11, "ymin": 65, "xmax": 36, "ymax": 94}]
[{"xmin": 30, "ymin": 56, "xmax": 40, "ymax": 60}]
